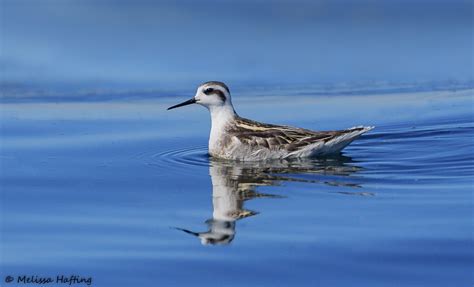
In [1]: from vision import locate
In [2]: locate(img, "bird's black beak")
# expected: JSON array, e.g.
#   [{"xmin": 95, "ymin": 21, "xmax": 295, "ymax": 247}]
[
  {"xmin": 173, "ymin": 227, "xmax": 200, "ymax": 237},
  {"xmin": 167, "ymin": 98, "xmax": 196, "ymax": 110}
]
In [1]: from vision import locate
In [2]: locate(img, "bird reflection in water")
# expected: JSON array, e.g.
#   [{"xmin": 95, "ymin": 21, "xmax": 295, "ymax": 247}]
[{"xmin": 175, "ymin": 155, "xmax": 366, "ymax": 245}]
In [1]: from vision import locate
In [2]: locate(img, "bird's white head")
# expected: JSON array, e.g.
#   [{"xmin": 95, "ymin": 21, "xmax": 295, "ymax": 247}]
[
  {"xmin": 195, "ymin": 81, "xmax": 233, "ymax": 110},
  {"xmin": 167, "ymin": 81, "xmax": 235, "ymax": 113}
]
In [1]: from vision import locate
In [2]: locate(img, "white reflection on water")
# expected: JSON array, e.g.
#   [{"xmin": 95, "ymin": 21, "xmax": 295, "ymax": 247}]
[{"xmin": 175, "ymin": 156, "xmax": 366, "ymax": 245}]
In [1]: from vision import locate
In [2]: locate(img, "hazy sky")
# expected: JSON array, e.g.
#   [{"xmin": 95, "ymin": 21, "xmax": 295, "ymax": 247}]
[{"xmin": 1, "ymin": 0, "xmax": 472, "ymax": 88}]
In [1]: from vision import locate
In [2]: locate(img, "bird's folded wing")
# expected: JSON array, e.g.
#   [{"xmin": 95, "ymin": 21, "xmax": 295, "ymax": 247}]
[{"xmin": 231, "ymin": 117, "xmax": 368, "ymax": 152}]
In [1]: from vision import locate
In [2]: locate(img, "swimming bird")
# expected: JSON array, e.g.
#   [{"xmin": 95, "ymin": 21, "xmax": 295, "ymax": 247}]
[{"xmin": 168, "ymin": 81, "xmax": 373, "ymax": 161}]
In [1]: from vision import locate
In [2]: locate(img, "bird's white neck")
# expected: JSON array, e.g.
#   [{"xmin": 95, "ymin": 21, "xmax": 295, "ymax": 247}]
[
  {"xmin": 208, "ymin": 105, "xmax": 236, "ymax": 154},
  {"xmin": 209, "ymin": 104, "xmax": 236, "ymax": 122}
]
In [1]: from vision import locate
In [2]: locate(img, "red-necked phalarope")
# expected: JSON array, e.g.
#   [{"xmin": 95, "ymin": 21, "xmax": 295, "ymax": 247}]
[{"xmin": 168, "ymin": 81, "xmax": 374, "ymax": 160}]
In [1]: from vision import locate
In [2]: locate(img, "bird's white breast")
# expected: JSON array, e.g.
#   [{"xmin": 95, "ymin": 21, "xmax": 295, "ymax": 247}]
[{"xmin": 208, "ymin": 106, "xmax": 236, "ymax": 156}]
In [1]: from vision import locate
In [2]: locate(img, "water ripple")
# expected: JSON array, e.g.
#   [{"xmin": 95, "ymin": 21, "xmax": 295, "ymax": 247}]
[{"xmin": 135, "ymin": 145, "xmax": 210, "ymax": 172}]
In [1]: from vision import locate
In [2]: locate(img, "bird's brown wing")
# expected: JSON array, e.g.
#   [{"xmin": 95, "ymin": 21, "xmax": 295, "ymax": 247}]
[{"xmin": 228, "ymin": 117, "xmax": 350, "ymax": 151}]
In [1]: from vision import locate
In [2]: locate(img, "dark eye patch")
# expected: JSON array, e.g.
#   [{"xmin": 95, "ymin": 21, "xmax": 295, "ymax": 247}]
[
  {"xmin": 203, "ymin": 88, "xmax": 214, "ymax": 95},
  {"xmin": 203, "ymin": 87, "xmax": 226, "ymax": 102}
]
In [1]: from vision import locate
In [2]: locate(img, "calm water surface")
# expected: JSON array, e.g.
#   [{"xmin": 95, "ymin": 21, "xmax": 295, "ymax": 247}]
[{"xmin": 1, "ymin": 88, "xmax": 473, "ymax": 286}]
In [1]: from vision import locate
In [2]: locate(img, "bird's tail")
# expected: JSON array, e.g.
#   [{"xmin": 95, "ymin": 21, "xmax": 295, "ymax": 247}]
[
  {"xmin": 286, "ymin": 126, "xmax": 374, "ymax": 158},
  {"xmin": 319, "ymin": 125, "xmax": 374, "ymax": 155}
]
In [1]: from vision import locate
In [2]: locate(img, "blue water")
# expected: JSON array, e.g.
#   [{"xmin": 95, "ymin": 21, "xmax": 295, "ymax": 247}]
[{"xmin": 0, "ymin": 87, "xmax": 473, "ymax": 286}]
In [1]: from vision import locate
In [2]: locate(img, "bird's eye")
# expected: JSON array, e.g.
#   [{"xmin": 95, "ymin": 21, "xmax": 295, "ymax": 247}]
[{"xmin": 204, "ymin": 88, "xmax": 214, "ymax": 94}]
